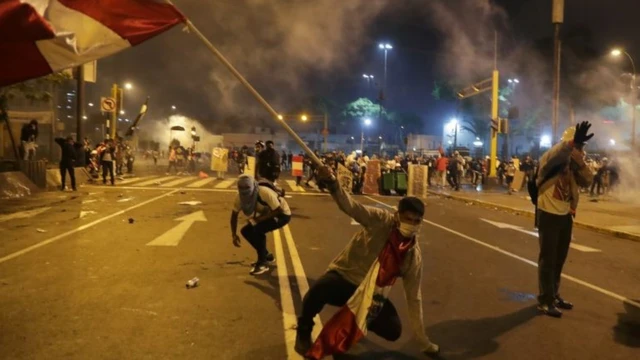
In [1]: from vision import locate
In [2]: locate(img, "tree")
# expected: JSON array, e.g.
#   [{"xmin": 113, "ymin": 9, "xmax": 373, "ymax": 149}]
[{"xmin": 341, "ymin": 98, "xmax": 387, "ymax": 124}]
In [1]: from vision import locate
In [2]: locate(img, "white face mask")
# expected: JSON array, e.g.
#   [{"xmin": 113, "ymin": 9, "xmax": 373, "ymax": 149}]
[{"xmin": 398, "ymin": 221, "xmax": 421, "ymax": 238}]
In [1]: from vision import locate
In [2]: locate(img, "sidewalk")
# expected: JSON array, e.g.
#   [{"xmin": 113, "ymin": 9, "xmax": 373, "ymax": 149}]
[{"xmin": 428, "ymin": 185, "xmax": 640, "ymax": 242}]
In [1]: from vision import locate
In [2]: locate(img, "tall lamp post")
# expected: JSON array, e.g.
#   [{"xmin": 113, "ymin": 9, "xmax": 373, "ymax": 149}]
[
  {"xmin": 363, "ymin": 74, "xmax": 374, "ymax": 90},
  {"xmin": 378, "ymin": 43, "xmax": 393, "ymax": 92},
  {"xmin": 361, "ymin": 118, "xmax": 372, "ymax": 152},
  {"xmin": 446, "ymin": 118, "xmax": 459, "ymax": 153},
  {"xmin": 611, "ymin": 48, "xmax": 637, "ymax": 147}
]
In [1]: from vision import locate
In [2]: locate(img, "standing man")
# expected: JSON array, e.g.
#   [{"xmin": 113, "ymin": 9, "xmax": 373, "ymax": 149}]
[
  {"xmin": 535, "ymin": 122, "xmax": 594, "ymax": 317},
  {"xmin": 295, "ymin": 166, "xmax": 440, "ymax": 359},
  {"xmin": 20, "ymin": 119, "xmax": 38, "ymax": 160},
  {"xmin": 54, "ymin": 135, "xmax": 80, "ymax": 191},
  {"xmin": 99, "ymin": 140, "xmax": 116, "ymax": 186},
  {"xmin": 230, "ymin": 175, "xmax": 291, "ymax": 275}
]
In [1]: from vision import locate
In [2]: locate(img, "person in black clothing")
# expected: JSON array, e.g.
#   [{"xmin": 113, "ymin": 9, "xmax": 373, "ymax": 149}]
[
  {"xmin": 257, "ymin": 140, "xmax": 281, "ymax": 182},
  {"xmin": 55, "ymin": 135, "xmax": 80, "ymax": 191},
  {"xmin": 446, "ymin": 154, "xmax": 460, "ymax": 191},
  {"xmin": 20, "ymin": 119, "xmax": 39, "ymax": 160}
]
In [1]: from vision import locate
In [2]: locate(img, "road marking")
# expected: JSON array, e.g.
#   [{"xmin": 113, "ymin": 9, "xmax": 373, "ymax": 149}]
[
  {"xmin": 0, "ymin": 207, "xmax": 51, "ymax": 223},
  {"xmin": 90, "ymin": 185, "xmax": 329, "ymax": 196},
  {"xmin": 135, "ymin": 176, "xmax": 177, "ymax": 187},
  {"xmin": 273, "ymin": 229, "xmax": 304, "ymax": 359},
  {"xmin": 118, "ymin": 175, "xmax": 155, "ymax": 185},
  {"xmin": 0, "ymin": 190, "xmax": 179, "ymax": 265},
  {"xmin": 186, "ymin": 177, "xmax": 216, "ymax": 188},
  {"xmin": 161, "ymin": 177, "xmax": 196, "ymax": 188},
  {"xmin": 146, "ymin": 210, "xmax": 207, "ymax": 246},
  {"xmin": 481, "ymin": 218, "xmax": 602, "ymax": 253},
  {"xmin": 215, "ymin": 179, "xmax": 236, "ymax": 189},
  {"xmin": 285, "ymin": 180, "xmax": 306, "ymax": 192},
  {"xmin": 282, "ymin": 225, "xmax": 323, "ymax": 342},
  {"xmin": 364, "ymin": 196, "xmax": 640, "ymax": 310}
]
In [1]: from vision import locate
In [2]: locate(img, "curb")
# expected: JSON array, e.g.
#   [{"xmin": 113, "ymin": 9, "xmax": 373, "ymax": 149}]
[{"xmin": 428, "ymin": 190, "xmax": 640, "ymax": 243}]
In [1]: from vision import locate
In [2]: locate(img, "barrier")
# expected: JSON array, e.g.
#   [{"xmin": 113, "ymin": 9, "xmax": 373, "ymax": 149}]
[
  {"xmin": 408, "ymin": 164, "xmax": 428, "ymax": 198},
  {"xmin": 18, "ymin": 160, "xmax": 47, "ymax": 188}
]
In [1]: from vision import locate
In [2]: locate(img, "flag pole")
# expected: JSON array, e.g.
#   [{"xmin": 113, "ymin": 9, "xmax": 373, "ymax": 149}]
[{"xmin": 178, "ymin": 16, "xmax": 323, "ymax": 166}]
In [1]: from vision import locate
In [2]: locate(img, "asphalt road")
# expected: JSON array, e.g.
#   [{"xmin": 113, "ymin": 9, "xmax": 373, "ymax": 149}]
[{"xmin": 0, "ymin": 181, "xmax": 638, "ymax": 360}]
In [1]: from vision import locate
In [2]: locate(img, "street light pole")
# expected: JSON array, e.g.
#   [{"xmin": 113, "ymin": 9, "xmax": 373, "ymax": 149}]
[
  {"xmin": 551, "ymin": 0, "xmax": 564, "ymax": 142},
  {"xmin": 611, "ymin": 49, "xmax": 637, "ymax": 147}
]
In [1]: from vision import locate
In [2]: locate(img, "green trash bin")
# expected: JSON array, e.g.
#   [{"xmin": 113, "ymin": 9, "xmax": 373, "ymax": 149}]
[
  {"xmin": 382, "ymin": 172, "xmax": 395, "ymax": 194},
  {"xmin": 395, "ymin": 172, "xmax": 408, "ymax": 192}
]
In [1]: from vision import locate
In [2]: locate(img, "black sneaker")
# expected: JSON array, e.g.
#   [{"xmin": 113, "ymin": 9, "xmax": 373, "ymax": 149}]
[
  {"xmin": 295, "ymin": 324, "xmax": 313, "ymax": 356},
  {"xmin": 250, "ymin": 263, "xmax": 269, "ymax": 275},
  {"xmin": 251, "ymin": 253, "xmax": 275, "ymax": 267},
  {"xmin": 555, "ymin": 297, "xmax": 574, "ymax": 310},
  {"xmin": 537, "ymin": 303, "xmax": 563, "ymax": 318}
]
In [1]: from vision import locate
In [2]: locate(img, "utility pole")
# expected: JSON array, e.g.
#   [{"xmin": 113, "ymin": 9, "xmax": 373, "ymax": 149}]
[
  {"xmin": 490, "ymin": 31, "xmax": 499, "ymax": 178},
  {"xmin": 110, "ymin": 84, "xmax": 118, "ymax": 139},
  {"xmin": 552, "ymin": 0, "xmax": 564, "ymax": 141},
  {"xmin": 75, "ymin": 65, "xmax": 85, "ymax": 142}
]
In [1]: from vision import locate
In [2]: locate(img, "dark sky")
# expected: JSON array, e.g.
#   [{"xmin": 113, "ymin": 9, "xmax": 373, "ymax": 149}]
[{"xmin": 84, "ymin": 0, "xmax": 640, "ymax": 137}]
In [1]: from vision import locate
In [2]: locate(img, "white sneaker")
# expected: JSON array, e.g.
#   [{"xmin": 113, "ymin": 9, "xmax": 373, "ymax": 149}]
[{"xmin": 250, "ymin": 264, "xmax": 269, "ymax": 275}]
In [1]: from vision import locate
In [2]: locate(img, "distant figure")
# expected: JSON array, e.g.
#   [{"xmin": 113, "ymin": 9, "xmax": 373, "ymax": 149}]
[
  {"xmin": 55, "ymin": 135, "xmax": 80, "ymax": 191},
  {"xmin": 20, "ymin": 119, "xmax": 38, "ymax": 160}
]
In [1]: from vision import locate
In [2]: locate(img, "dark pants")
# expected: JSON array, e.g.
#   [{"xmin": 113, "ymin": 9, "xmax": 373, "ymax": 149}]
[
  {"xmin": 537, "ymin": 210, "xmax": 573, "ymax": 305},
  {"xmin": 240, "ymin": 213, "xmax": 291, "ymax": 263},
  {"xmin": 446, "ymin": 170, "xmax": 459, "ymax": 190},
  {"xmin": 590, "ymin": 176, "xmax": 603, "ymax": 196},
  {"xmin": 59, "ymin": 162, "xmax": 76, "ymax": 190},
  {"xmin": 299, "ymin": 270, "xmax": 402, "ymax": 342},
  {"xmin": 102, "ymin": 161, "xmax": 114, "ymax": 185}
]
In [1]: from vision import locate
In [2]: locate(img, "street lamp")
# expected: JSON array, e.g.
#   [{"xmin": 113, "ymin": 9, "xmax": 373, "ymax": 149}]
[
  {"xmin": 124, "ymin": 83, "xmax": 133, "ymax": 90},
  {"xmin": 120, "ymin": 110, "xmax": 125, "ymax": 115},
  {"xmin": 88, "ymin": 102, "xmax": 94, "ymax": 107},
  {"xmin": 363, "ymin": 74, "xmax": 374, "ymax": 89},
  {"xmin": 301, "ymin": 114, "xmax": 308, "ymax": 122},
  {"xmin": 378, "ymin": 43, "xmax": 393, "ymax": 94},
  {"xmin": 446, "ymin": 118, "xmax": 459, "ymax": 150},
  {"xmin": 611, "ymin": 47, "xmax": 637, "ymax": 146},
  {"xmin": 171, "ymin": 105, "xmax": 177, "ymax": 110},
  {"xmin": 361, "ymin": 118, "xmax": 372, "ymax": 151}
]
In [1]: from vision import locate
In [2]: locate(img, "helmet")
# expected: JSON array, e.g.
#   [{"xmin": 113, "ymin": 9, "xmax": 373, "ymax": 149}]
[{"xmin": 561, "ymin": 126, "xmax": 576, "ymax": 142}]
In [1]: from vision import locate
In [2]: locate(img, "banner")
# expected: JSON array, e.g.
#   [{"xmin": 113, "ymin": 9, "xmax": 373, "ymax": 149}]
[
  {"xmin": 210, "ymin": 147, "xmax": 229, "ymax": 172},
  {"xmin": 362, "ymin": 160, "xmax": 381, "ymax": 195},
  {"xmin": 408, "ymin": 164, "xmax": 428, "ymax": 198},
  {"xmin": 292, "ymin": 155, "xmax": 304, "ymax": 177},
  {"xmin": 247, "ymin": 156, "xmax": 256, "ymax": 177},
  {"xmin": 337, "ymin": 163, "xmax": 353, "ymax": 195},
  {"xmin": 511, "ymin": 170, "xmax": 526, "ymax": 191}
]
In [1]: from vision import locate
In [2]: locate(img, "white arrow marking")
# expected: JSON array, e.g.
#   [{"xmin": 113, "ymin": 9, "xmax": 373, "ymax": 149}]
[
  {"xmin": 146, "ymin": 211, "xmax": 207, "ymax": 246},
  {"xmin": 0, "ymin": 207, "xmax": 51, "ymax": 223},
  {"xmin": 480, "ymin": 218, "xmax": 601, "ymax": 253}
]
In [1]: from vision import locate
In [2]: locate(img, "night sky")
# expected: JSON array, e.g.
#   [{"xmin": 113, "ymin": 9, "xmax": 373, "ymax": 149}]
[{"xmin": 84, "ymin": 0, "xmax": 640, "ymax": 138}]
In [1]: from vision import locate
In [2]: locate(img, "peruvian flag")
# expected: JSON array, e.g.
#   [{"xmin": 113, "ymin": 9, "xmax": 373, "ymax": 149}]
[
  {"xmin": 291, "ymin": 155, "xmax": 304, "ymax": 177},
  {"xmin": 0, "ymin": 0, "xmax": 185, "ymax": 87}
]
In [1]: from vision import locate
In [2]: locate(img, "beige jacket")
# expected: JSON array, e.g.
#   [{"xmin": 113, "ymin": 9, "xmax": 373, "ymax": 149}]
[{"xmin": 325, "ymin": 181, "xmax": 432, "ymax": 350}]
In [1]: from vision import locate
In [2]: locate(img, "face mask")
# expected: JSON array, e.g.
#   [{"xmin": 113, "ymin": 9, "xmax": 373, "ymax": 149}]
[{"xmin": 398, "ymin": 221, "xmax": 421, "ymax": 238}]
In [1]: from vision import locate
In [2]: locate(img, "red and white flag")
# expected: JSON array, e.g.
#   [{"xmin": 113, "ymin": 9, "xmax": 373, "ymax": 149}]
[
  {"xmin": 0, "ymin": 0, "xmax": 185, "ymax": 87},
  {"xmin": 292, "ymin": 155, "xmax": 304, "ymax": 177}
]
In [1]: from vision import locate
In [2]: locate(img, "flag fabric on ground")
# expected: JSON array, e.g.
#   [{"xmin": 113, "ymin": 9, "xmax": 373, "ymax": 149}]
[
  {"xmin": 0, "ymin": 0, "xmax": 185, "ymax": 87},
  {"xmin": 306, "ymin": 230, "xmax": 415, "ymax": 359}
]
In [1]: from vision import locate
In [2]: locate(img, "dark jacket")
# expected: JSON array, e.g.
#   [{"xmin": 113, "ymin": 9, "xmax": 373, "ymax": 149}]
[{"xmin": 55, "ymin": 138, "xmax": 79, "ymax": 165}]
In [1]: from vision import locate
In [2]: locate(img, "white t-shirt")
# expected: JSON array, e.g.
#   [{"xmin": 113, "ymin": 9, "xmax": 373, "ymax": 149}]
[{"xmin": 233, "ymin": 186, "xmax": 291, "ymax": 216}]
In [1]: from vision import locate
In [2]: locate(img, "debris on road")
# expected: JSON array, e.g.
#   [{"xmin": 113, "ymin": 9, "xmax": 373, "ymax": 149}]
[
  {"xmin": 186, "ymin": 277, "xmax": 199, "ymax": 289},
  {"xmin": 128, "ymin": 218, "xmax": 135, "ymax": 224},
  {"xmin": 79, "ymin": 211, "xmax": 97, "ymax": 219},
  {"xmin": 179, "ymin": 201, "xmax": 202, "ymax": 206},
  {"xmin": 82, "ymin": 199, "xmax": 97, "ymax": 204},
  {"xmin": 117, "ymin": 197, "xmax": 134, "ymax": 203},
  {"xmin": 36, "ymin": 228, "xmax": 47, "ymax": 233}
]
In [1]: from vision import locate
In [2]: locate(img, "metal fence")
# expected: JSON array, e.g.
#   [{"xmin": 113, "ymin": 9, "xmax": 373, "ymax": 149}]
[{"xmin": 18, "ymin": 160, "xmax": 47, "ymax": 188}]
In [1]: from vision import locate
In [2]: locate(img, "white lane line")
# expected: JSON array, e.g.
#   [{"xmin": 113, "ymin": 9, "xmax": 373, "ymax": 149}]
[
  {"xmin": 282, "ymin": 225, "xmax": 323, "ymax": 341},
  {"xmin": 161, "ymin": 177, "xmax": 197, "ymax": 188},
  {"xmin": 118, "ymin": 176, "xmax": 155, "ymax": 185},
  {"xmin": 0, "ymin": 190, "xmax": 179, "ymax": 265},
  {"xmin": 285, "ymin": 180, "xmax": 306, "ymax": 193},
  {"xmin": 364, "ymin": 196, "xmax": 640, "ymax": 310},
  {"xmin": 186, "ymin": 177, "xmax": 216, "ymax": 188},
  {"xmin": 273, "ymin": 229, "xmax": 304, "ymax": 360},
  {"xmin": 0, "ymin": 207, "xmax": 51, "ymax": 223},
  {"xmin": 215, "ymin": 179, "xmax": 236, "ymax": 189},
  {"xmin": 480, "ymin": 218, "xmax": 602, "ymax": 253},
  {"xmin": 135, "ymin": 176, "xmax": 177, "ymax": 187},
  {"xmin": 90, "ymin": 185, "xmax": 329, "ymax": 196}
]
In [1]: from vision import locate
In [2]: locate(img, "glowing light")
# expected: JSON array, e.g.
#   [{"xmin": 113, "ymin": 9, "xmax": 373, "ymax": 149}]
[
  {"xmin": 301, "ymin": 115, "xmax": 308, "ymax": 122},
  {"xmin": 379, "ymin": 43, "xmax": 393, "ymax": 50},
  {"xmin": 446, "ymin": 118, "xmax": 458, "ymax": 132},
  {"xmin": 540, "ymin": 135, "xmax": 552, "ymax": 148},
  {"xmin": 277, "ymin": 114, "xmax": 283, "ymax": 120},
  {"xmin": 610, "ymin": 139, "xmax": 616, "ymax": 146},
  {"xmin": 120, "ymin": 110, "xmax": 125, "ymax": 115},
  {"xmin": 124, "ymin": 83, "xmax": 133, "ymax": 90},
  {"xmin": 473, "ymin": 140, "xmax": 483, "ymax": 147},
  {"xmin": 88, "ymin": 102, "xmax": 94, "ymax": 107},
  {"xmin": 171, "ymin": 105, "xmax": 176, "ymax": 110},
  {"xmin": 363, "ymin": 118, "xmax": 372, "ymax": 126},
  {"xmin": 514, "ymin": 79, "xmax": 520, "ymax": 83},
  {"xmin": 611, "ymin": 49, "xmax": 622, "ymax": 57},
  {"xmin": 82, "ymin": 115, "xmax": 87, "ymax": 120}
]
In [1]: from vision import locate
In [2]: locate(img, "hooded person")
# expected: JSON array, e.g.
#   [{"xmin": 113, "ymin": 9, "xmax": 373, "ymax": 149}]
[
  {"xmin": 535, "ymin": 122, "xmax": 594, "ymax": 318},
  {"xmin": 230, "ymin": 174, "xmax": 292, "ymax": 275},
  {"xmin": 294, "ymin": 166, "xmax": 440, "ymax": 359}
]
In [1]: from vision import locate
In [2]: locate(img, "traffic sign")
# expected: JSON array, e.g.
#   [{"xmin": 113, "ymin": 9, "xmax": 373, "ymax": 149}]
[{"xmin": 100, "ymin": 97, "xmax": 116, "ymax": 112}]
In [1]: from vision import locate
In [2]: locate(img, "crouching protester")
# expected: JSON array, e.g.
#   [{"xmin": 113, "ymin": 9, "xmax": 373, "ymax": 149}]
[
  {"xmin": 535, "ymin": 121, "xmax": 594, "ymax": 318},
  {"xmin": 295, "ymin": 165, "xmax": 440, "ymax": 359},
  {"xmin": 230, "ymin": 175, "xmax": 291, "ymax": 275}
]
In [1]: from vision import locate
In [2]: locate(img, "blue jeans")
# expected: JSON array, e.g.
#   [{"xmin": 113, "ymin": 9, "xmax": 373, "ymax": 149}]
[{"xmin": 241, "ymin": 213, "xmax": 291, "ymax": 263}]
